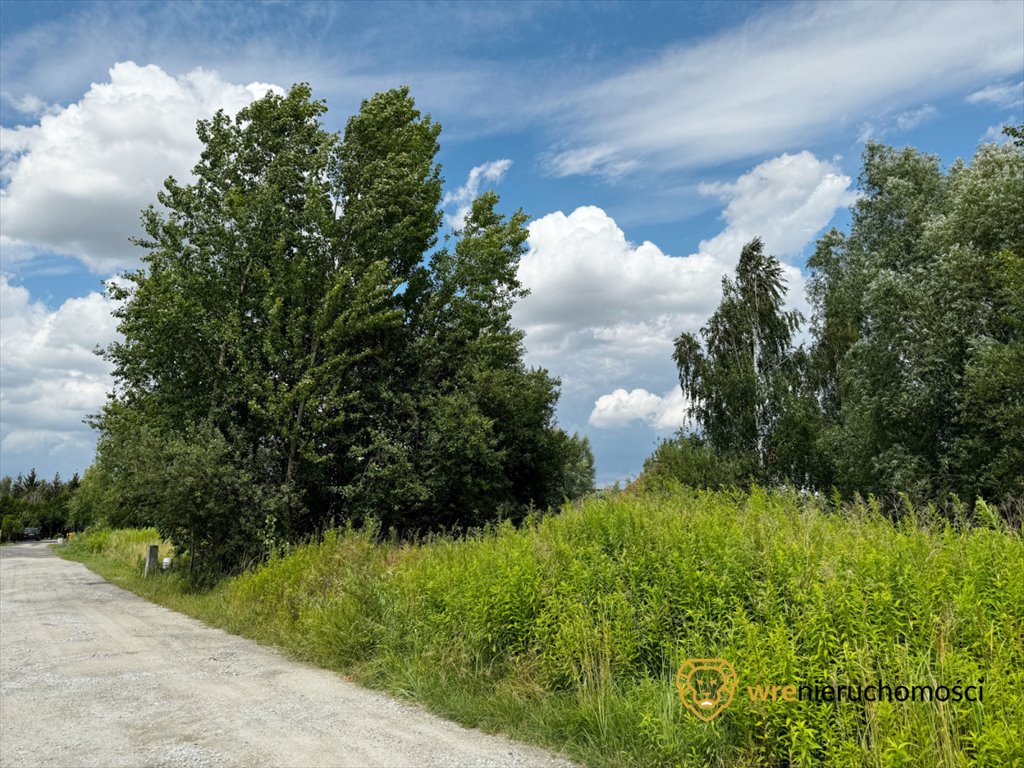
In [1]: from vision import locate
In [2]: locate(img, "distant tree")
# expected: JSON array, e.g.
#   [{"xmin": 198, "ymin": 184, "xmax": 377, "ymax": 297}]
[
  {"xmin": 672, "ymin": 238, "xmax": 802, "ymax": 476},
  {"xmin": 14, "ymin": 469, "xmax": 40, "ymax": 502},
  {"xmin": 0, "ymin": 469, "xmax": 80, "ymax": 537},
  {"xmin": 67, "ymin": 465, "xmax": 112, "ymax": 531},
  {"xmin": 553, "ymin": 432, "xmax": 597, "ymax": 501},
  {"xmin": 640, "ymin": 435, "xmax": 752, "ymax": 491}
]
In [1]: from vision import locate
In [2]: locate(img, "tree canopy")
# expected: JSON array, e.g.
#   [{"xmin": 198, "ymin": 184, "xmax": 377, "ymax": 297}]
[
  {"xmin": 0, "ymin": 470, "xmax": 80, "ymax": 540},
  {"xmin": 666, "ymin": 132, "xmax": 1023, "ymax": 505},
  {"xmin": 87, "ymin": 84, "xmax": 592, "ymax": 577},
  {"xmin": 673, "ymin": 238, "xmax": 801, "ymax": 474}
]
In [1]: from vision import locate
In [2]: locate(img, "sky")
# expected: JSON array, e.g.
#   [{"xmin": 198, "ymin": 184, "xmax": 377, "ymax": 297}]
[{"xmin": 1, "ymin": 1, "xmax": 1022, "ymax": 485}]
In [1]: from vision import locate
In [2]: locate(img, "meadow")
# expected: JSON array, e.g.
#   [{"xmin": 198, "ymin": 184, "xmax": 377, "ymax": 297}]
[{"xmin": 62, "ymin": 486, "xmax": 1024, "ymax": 767}]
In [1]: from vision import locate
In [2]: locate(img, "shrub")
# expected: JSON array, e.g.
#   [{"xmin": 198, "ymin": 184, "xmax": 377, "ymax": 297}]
[
  {"xmin": 69, "ymin": 489, "xmax": 1024, "ymax": 767},
  {"xmin": 638, "ymin": 435, "xmax": 752, "ymax": 491}
]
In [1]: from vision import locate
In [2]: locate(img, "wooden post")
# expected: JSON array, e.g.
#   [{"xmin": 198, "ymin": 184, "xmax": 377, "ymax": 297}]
[{"xmin": 144, "ymin": 545, "xmax": 159, "ymax": 577}]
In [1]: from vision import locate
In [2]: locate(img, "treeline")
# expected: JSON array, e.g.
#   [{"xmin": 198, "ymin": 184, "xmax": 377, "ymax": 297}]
[
  {"xmin": 72, "ymin": 84, "xmax": 594, "ymax": 577},
  {"xmin": 654, "ymin": 127, "xmax": 1023, "ymax": 505},
  {"xmin": 0, "ymin": 470, "xmax": 81, "ymax": 540}
]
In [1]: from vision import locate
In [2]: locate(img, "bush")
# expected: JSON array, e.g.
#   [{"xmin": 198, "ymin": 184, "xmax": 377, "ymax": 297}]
[
  {"xmin": 638, "ymin": 435, "xmax": 752, "ymax": 491},
  {"xmin": 69, "ymin": 488, "xmax": 1024, "ymax": 767},
  {"xmin": 1, "ymin": 513, "xmax": 22, "ymax": 542}
]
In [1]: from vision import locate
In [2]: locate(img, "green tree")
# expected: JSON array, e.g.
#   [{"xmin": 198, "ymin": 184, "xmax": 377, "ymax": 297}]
[
  {"xmin": 640, "ymin": 435, "xmax": 751, "ymax": 491},
  {"xmin": 0, "ymin": 470, "xmax": 80, "ymax": 537},
  {"xmin": 1, "ymin": 514, "xmax": 20, "ymax": 542},
  {"xmin": 67, "ymin": 465, "xmax": 113, "ymax": 530},
  {"xmin": 673, "ymin": 238, "xmax": 802, "ymax": 477},
  {"xmin": 96, "ymin": 84, "xmax": 589, "ymax": 571},
  {"xmin": 806, "ymin": 138, "xmax": 1023, "ymax": 500}
]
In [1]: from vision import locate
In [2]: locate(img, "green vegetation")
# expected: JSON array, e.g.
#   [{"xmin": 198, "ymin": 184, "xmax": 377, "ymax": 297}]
[
  {"xmin": 68, "ymin": 81, "xmax": 1019, "ymax": 581},
  {"xmin": 80, "ymin": 84, "xmax": 592, "ymax": 577},
  {"xmin": 670, "ymin": 130, "xmax": 1023, "ymax": 502},
  {"xmin": 0, "ymin": 470, "xmax": 80, "ymax": 539},
  {"xmin": 64, "ymin": 487, "xmax": 1024, "ymax": 767},
  {"xmin": 32, "ymin": 91, "xmax": 1020, "ymax": 766}
]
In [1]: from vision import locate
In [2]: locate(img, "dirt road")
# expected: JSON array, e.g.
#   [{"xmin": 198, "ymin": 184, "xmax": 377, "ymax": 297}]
[{"xmin": 0, "ymin": 543, "xmax": 575, "ymax": 768}]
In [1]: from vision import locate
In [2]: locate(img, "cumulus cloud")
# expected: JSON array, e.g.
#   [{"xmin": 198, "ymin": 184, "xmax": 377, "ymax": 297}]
[
  {"xmin": 0, "ymin": 62, "xmax": 283, "ymax": 273},
  {"xmin": 514, "ymin": 206, "xmax": 718, "ymax": 397},
  {"xmin": 697, "ymin": 151, "xmax": 858, "ymax": 261},
  {"xmin": 546, "ymin": 1, "xmax": 1023, "ymax": 176},
  {"xmin": 514, "ymin": 150, "xmax": 852, "ymax": 441},
  {"xmin": 0, "ymin": 276, "xmax": 120, "ymax": 475},
  {"xmin": 514, "ymin": 151, "xmax": 851, "ymax": 393},
  {"xmin": 442, "ymin": 159, "xmax": 512, "ymax": 228},
  {"xmin": 967, "ymin": 81, "xmax": 1024, "ymax": 109},
  {"xmin": 589, "ymin": 387, "xmax": 686, "ymax": 430}
]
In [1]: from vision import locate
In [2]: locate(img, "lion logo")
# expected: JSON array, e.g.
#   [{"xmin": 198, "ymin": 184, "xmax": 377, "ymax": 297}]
[{"xmin": 676, "ymin": 658, "xmax": 738, "ymax": 721}]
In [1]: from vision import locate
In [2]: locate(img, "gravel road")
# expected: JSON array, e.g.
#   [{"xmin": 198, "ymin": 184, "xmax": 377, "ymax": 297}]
[{"xmin": 0, "ymin": 543, "xmax": 576, "ymax": 768}]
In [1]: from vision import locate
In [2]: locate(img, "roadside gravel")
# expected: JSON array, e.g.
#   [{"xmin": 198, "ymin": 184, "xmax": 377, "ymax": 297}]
[{"xmin": 0, "ymin": 543, "xmax": 576, "ymax": 768}]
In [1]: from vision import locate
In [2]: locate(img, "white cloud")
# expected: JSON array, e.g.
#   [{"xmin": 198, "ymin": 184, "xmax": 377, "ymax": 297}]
[
  {"xmin": 0, "ymin": 91, "xmax": 52, "ymax": 117},
  {"xmin": 442, "ymin": 159, "xmax": 513, "ymax": 228},
  {"xmin": 514, "ymin": 206, "xmax": 719, "ymax": 397},
  {"xmin": 894, "ymin": 105, "xmax": 938, "ymax": 132},
  {"xmin": 0, "ymin": 276, "xmax": 119, "ymax": 475},
  {"xmin": 981, "ymin": 120, "xmax": 1020, "ymax": 145},
  {"xmin": 0, "ymin": 62, "xmax": 283, "ymax": 273},
  {"xmin": 698, "ymin": 151, "xmax": 858, "ymax": 260},
  {"xmin": 967, "ymin": 81, "xmax": 1024, "ymax": 109},
  {"xmin": 590, "ymin": 387, "xmax": 686, "ymax": 430},
  {"xmin": 858, "ymin": 104, "xmax": 939, "ymax": 143},
  {"xmin": 546, "ymin": 1, "xmax": 1023, "ymax": 175},
  {"xmin": 514, "ymin": 150, "xmax": 852, "ymax": 434},
  {"xmin": 542, "ymin": 144, "xmax": 639, "ymax": 180}
]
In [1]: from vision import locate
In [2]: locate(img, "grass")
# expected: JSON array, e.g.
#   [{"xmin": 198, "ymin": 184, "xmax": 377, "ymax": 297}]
[{"xmin": 60, "ymin": 486, "xmax": 1024, "ymax": 767}]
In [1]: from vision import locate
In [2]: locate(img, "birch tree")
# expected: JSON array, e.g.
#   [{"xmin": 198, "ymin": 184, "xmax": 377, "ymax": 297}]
[{"xmin": 673, "ymin": 238, "xmax": 801, "ymax": 474}]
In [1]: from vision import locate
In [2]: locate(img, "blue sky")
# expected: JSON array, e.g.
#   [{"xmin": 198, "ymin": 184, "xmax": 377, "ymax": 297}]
[{"xmin": 1, "ymin": 0, "xmax": 1022, "ymax": 484}]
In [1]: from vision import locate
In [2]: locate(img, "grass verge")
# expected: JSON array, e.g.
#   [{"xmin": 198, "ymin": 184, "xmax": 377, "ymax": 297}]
[{"xmin": 59, "ymin": 487, "xmax": 1024, "ymax": 767}]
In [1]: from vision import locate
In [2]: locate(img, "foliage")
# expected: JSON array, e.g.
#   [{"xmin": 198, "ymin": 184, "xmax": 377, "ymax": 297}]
[
  {"xmin": 638, "ymin": 435, "xmax": 752, "ymax": 491},
  {"xmin": 94, "ymin": 84, "xmax": 591, "ymax": 573},
  {"xmin": 0, "ymin": 470, "xmax": 80, "ymax": 538},
  {"xmin": 672, "ymin": 237, "xmax": 804, "ymax": 481},
  {"xmin": 552, "ymin": 431, "xmax": 597, "ymax": 501},
  {"xmin": 807, "ymin": 139, "xmax": 1023, "ymax": 501},
  {"xmin": 65, "ymin": 488, "xmax": 1024, "ymax": 768},
  {"xmin": 1, "ymin": 514, "xmax": 20, "ymax": 542},
  {"xmin": 669, "ymin": 132, "xmax": 1023, "ymax": 503},
  {"xmin": 66, "ymin": 463, "xmax": 118, "ymax": 531}
]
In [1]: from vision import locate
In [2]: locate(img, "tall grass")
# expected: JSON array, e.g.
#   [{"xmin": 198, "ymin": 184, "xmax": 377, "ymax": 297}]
[{"xmin": 63, "ymin": 487, "xmax": 1024, "ymax": 767}]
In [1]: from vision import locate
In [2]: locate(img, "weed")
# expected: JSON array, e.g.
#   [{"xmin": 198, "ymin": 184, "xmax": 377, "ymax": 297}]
[{"xmin": 61, "ymin": 487, "xmax": 1024, "ymax": 767}]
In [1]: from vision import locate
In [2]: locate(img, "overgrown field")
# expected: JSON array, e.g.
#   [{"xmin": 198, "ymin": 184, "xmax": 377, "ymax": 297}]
[{"xmin": 62, "ymin": 487, "xmax": 1024, "ymax": 767}]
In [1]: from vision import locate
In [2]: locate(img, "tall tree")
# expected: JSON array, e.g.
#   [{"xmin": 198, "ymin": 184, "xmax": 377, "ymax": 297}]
[
  {"xmin": 95, "ymin": 84, "xmax": 591, "ymax": 572},
  {"xmin": 806, "ymin": 138, "xmax": 1023, "ymax": 500},
  {"xmin": 673, "ymin": 238, "xmax": 801, "ymax": 475}
]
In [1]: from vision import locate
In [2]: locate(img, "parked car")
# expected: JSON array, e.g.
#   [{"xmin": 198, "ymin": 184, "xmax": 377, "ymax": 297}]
[{"xmin": 21, "ymin": 527, "xmax": 41, "ymax": 541}]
